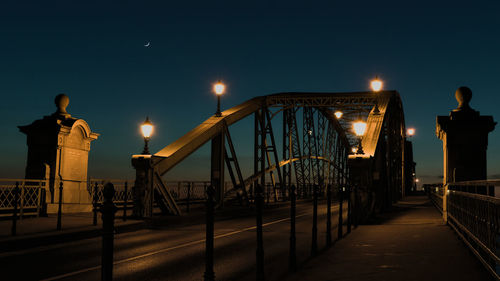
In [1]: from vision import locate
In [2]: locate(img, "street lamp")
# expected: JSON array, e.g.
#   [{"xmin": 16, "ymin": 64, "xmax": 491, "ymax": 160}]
[
  {"xmin": 407, "ymin": 127, "xmax": 415, "ymax": 137},
  {"xmin": 370, "ymin": 76, "xmax": 383, "ymax": 114},
  {"xmin": 141, "ymin": 117, "xmax": 154, "ymax": 154},
  {"xmin": 353, "ymin": 120, "xmax": 367, "ymax": 154},
  {"xmin": 334, "ymin": 111, "xmax": 343, "ymax": 119},
  {"xmin": 214, "ymin": 80, "xmax": 225, "ymax": 117}
]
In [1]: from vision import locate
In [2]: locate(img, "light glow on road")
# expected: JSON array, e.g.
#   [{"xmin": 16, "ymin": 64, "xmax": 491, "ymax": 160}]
[{"xmin": 40, "ymin": 213, "xmax": 311, "ymax": 281}]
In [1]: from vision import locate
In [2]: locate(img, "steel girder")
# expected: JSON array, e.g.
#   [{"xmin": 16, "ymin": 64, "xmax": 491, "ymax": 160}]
[{"xmin": 134, "ymin": 91, "xmax": 406, "ymax": 213}]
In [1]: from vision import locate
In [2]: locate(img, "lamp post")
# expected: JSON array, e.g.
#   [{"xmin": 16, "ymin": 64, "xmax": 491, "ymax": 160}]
[
  {"xmin": 214, "ymin": 80, "xmax": 225, "ymax": 117},
  {"xmin": 141, "ymin": 117, "xmax": 154, "ymax": 154},
  {"xmin": 353, "ymin": 121, "xmax": 367, "ymax": 154},
  {"xmin": 371, "ymin": 76, "xmax": 383, "ymax": 114}
]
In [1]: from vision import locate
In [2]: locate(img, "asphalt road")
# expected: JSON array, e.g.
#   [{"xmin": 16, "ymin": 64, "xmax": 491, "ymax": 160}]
[{"xmin": 1, "ymin": 201, "xmax": 349, "ymax": 281}]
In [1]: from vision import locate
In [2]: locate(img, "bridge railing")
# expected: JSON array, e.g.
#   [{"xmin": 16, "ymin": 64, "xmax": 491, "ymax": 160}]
[
  {"xmin": 444, "ymin": 180, "xmax": 500, "ymax": 280},
  {"xmin": 0, "ymin": 178, "xmax": 47, "ymax": 218},
  {"xmin": 426, "ymin": 183, "xmax": 444, "ymax": 214}
]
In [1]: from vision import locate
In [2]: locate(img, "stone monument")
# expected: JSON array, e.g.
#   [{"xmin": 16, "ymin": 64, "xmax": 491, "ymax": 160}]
[
  {"xmin": 436, "ymin": 86, "xmax": 496, "ymax": 187},
  {"xmin": 19, "ymin": 94, "xmax": 99, "ymax": 213}
]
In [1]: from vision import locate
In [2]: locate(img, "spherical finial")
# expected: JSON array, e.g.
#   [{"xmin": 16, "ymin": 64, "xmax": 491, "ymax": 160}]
[
  {"xmin": 455, "ymin": 86, "xmax": 472, "ymax": 111},
  {"xmin": 55, "ymin": 94, "xmax": 70, "ymax": 115},
  {"xmin": 103, "ymin": 182, "xmax": 115, "ymax": 202}
]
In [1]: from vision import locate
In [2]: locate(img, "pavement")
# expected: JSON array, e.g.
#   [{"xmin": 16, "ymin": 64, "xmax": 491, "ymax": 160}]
[{"xmin": 282, "ymin": 196, "xmax": 491, "ymax": 281}]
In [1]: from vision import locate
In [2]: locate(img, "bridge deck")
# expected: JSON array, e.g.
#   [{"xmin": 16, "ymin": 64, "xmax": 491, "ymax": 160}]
[{"xmin": 284, "ymin": 196, "xmax": 490, "ymax": 281}]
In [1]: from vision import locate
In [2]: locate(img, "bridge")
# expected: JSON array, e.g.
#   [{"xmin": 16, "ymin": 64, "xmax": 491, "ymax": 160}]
[
  {"xmin": 2, "ymin": 87, "xmax": 499, "ymax": 281},
  {"xmin": 132, "ymin": 90, "xmax": 411, "ymax": 221}
]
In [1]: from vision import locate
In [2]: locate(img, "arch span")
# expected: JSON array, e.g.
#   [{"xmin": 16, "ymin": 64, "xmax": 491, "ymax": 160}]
[{"xmin": 132, "ymin": 91, "xmax": 410, "ymax": 217}]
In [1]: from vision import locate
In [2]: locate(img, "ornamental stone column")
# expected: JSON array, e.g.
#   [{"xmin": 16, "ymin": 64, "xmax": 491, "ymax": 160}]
[
  {"xmin": 436, "ymin": 87, "xmax": 496, "ymax": 219},
  {"xmin": 19, "ymin": 94, "xmax": 99, "ymax": 213}
]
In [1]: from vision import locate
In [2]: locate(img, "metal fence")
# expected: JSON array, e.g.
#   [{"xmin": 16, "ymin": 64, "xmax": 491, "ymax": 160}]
[
  {"xmin": 445, "ymin": 180, "xmax": 500, "ymax": 281},
  {"xmin": 0, "ymin": 179, "xmax": 46, "ymax": 218},
  {"xmin": 88, "ymin": 179, "xmax": 134, "ymax": 204},
  {"xmin": 427, "ymin": 183, "xmax": 444, "ymax": 214}
]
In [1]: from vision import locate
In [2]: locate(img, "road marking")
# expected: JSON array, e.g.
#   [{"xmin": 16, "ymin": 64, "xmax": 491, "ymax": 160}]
[{"xmin": 40, "ymin": 213, "xmax": 309, "ymax": 281}]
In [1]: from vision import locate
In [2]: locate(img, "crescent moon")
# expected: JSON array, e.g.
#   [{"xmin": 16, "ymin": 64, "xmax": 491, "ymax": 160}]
[{"xmin": 144, "ymin": 42, "xmax": 150, "ymax": 47}]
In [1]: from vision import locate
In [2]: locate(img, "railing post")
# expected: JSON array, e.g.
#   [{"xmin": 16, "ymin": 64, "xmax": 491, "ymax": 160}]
[
  {"xmin": 57, "ymin": 181, "xmax": 63, "ymax": 230},
  {"xmin": 186, "ymin": 182, "xmax": 191, "ymax": 213},
  {"xmin": 289, "ymin": 184, "xmax": 297, "ymax": 272},
  {"xmin": 311, "ymin": 184, "xmax": 318, "ymax": 256},
  {"xmin": 338, "ymin": 184, "xmax": 344, "ymax": 239},
  {"xmin": 20, "ymin": 181, "xmax": 25, "ymax": 220},
  {"xmin": 93, "ymin": 182, "xmax": 99, "ymax": 226},
  {"xmin": 443, "ymin": 184, "xmax": 448, "ymax": 223},
  {"xmin": 36, "ymin": 181, "xmax": 42, "ymax": 217},
  {"xmin": 123, "ymin": 181, "xmax": 128, "ymax": 221},
  {"xmin": 101, "ymin": 183, "xmax": 117, "ymax": 281},
  {"xmin": 347, "ymin": 185, "xmax": 352, "ymax": 233},
  {"xmin": 326, "ymin": 183, "xmax": 332, "ymax": 246},
  {"xmin": 11, "ymin": 182, "xmax": 19, "ymax": 236},
  {"xmin": 256, "ymin": 183, "xmax": 265, "ymax": 281},
  {"xmin": 204, "ymin": 185, "xmax": 215, "ymax": 281}
]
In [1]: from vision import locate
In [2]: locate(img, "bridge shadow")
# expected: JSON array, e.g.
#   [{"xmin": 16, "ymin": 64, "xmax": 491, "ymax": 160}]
[{"xmin": 363, "ymin": 195, "xmax": 439, "ymax": 225}]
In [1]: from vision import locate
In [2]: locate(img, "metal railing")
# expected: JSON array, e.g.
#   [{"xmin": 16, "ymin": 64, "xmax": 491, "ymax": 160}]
[
  {"xmin": 426, "ymin": 183, "xmax": 444, "ymax": 214},
  {"xmin": 0, "ymin": 179, "xmax": 47, "ymax": 218},
  {"xmin": 444, "ymin": 180, "xmax": 500, "ymax": 281},
  {"xmin": 88, "ymin": 179, "xmax": 134, "ymax": 204}
]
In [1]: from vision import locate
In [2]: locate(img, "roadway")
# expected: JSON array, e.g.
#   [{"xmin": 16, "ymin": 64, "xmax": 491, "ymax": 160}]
[{"xmin": 1, "ymin": 201, "xmax": 348, "ymax": 281}]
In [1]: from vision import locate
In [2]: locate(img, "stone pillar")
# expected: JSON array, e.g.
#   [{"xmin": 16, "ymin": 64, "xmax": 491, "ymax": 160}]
[
  {"xmin": 436, "ymin": 87, "xmax": 496, "ymax": 220},
  {"xmin": 19, "ymin": 94, "xmax": 99, "ymax": 213},
  {"xmin": 131, "ymin": 155, "xmax": 154, "ymax": 218}
]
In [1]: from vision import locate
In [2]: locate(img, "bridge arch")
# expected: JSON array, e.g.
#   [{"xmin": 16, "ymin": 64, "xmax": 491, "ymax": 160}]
[{"xmin": 132, "ymin": 91, "xmax": 410, "ymax": 218}]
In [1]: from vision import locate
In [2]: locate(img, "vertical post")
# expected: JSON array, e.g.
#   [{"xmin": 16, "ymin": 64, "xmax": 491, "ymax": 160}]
[
  {"xmin": 101, "ymin": 183, "xmax": 117, "ymax": 281},
  {"xmin": 256, "ymin": 183, "xmax": 265, "ymax": 281},
  {"xmin": 338, "ymin": 184, "xmax": 344, "ymax": 239},
  {"xmin": 289, "ymin": 184, "xmax": 297, "ymax": 272},
  {"xmin": 11, "ymin": 182, "xmax": 19, "ymax": 236},
  {"xmin": 123, "ymin": 181, "xmax": 128, "ymax": 221},
  {"xmin": 19, "ymin": 181, "xmax": 25, "ymax": 220},
  {"xmin": 211, "ymin": 132, "xmax": 225, "ymax": 207},
  {"xmin": 36, "ymin": 180, "xmax": 42, "ymax": 217},
  {"xmin": 93, "ymin": 182, "xmax": 99, "ymax": 226},
  {"xmin": 347, "ymin": 185, "xmax": 352, "ymax": 233},
  {"xmin": 311, "ymin": 184, "xmax": 318, "ymax": 256},
  {"xmin": 204, "ymin": 185, "xmax": 215, "ymax": 281},
  {"xmin": 57, "ymin": 181, "xmax": 63, "ymax": 230},
  {"xmin": 326, "ymin": 183, "xmax": 332, "ymax": 246},
  {"xmin": 186, "ymin": 182, "xmax": 191, "ymax": 213},
  {"xmin": 443, "ymin": 184, "xmax": 448, "ymax": 223}
]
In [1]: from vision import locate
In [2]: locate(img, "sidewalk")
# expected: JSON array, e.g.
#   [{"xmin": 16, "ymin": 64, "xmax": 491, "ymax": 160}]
[{"xmin": 283, "ymin": 196, "xmax": 491, "ymax": 281}]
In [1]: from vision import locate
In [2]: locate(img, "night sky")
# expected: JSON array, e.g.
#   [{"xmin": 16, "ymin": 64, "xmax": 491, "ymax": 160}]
[{"xmin": 1, "ymin": 1, "xmax": 499, "ymax": 184}]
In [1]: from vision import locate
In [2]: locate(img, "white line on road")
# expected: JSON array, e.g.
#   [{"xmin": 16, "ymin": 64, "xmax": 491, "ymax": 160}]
[{"xmin": 40, "ymin": 213, "xmax": 309, "ymax": 281}]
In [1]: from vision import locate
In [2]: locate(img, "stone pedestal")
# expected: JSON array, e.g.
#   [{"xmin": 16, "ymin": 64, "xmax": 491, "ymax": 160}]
[
  {"xmin": 19, "ymin": 94, "xmax": 99, "ymax": 213},
  {"xmin": 436, "ymin": 87, "xmax": 496, "ymax": 185},
  {"xmin": 131, "ymin": 155, "xmax": 153, "ymax": 218},
  {"xmin": 436, "ymin": 87, "xmax": 496, "ymax": 222}
]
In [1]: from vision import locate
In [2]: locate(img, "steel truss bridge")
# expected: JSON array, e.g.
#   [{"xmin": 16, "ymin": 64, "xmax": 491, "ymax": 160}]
[{"xmin": 131, "ymin": 90, "xmax": 413, "ymax": 219}]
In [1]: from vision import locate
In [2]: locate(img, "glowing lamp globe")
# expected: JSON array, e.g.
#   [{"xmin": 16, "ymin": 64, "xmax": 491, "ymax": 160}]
[
  {"xmin": 334, "ymin": 111, "xmax": 343, "ymax": 119},
  {"xmin": 214, "ymin": 81, "xmax": 225, "ymax": 95},
  {"xmin": 353, "ymin": 121, "xmax": 367, "ymax": 137},
  {"xmin": 407, "ymin": 128, "xmax": 415, "ymax": 137},
  {"xmin": 371, "ymin": 77, "xmax": 383, "ymax": 92},
  {"xmin": 141, "ymin": 117, "xmax": 154, "ymax": 139}
]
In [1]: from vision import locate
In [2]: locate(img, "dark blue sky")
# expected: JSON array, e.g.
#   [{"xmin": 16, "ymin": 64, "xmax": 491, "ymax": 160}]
[{"xmin": 1, "ymin": 1, "xmax": 499, "ymax": 183}]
